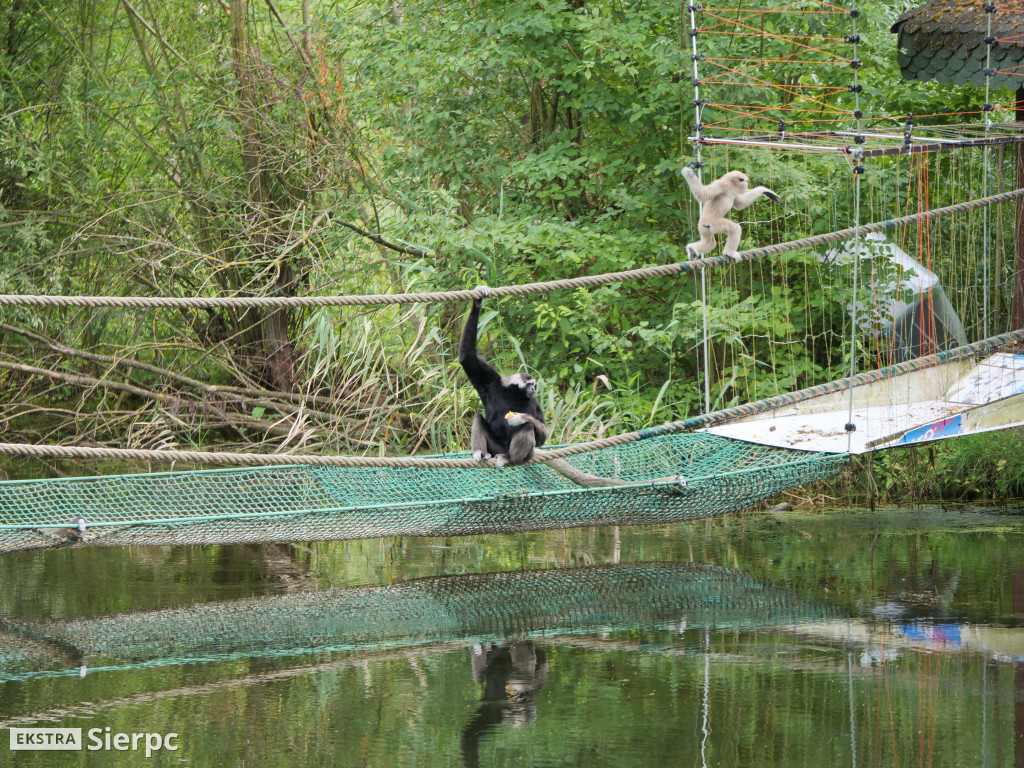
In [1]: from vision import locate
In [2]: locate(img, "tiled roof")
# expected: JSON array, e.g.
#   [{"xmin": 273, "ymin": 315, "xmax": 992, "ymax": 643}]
[{"xmin": 891, "ymin": 0, "xmax": 1024, "ymax": 90}]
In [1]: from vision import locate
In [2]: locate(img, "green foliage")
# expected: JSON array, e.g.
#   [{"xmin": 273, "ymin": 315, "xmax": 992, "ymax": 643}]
[{"xmin": 853, "ymin": 429, "xmax": 1024, "ymax": 505}]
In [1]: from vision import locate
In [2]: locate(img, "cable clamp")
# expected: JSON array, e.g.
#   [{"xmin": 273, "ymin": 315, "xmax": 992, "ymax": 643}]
[
  {"xmin": 847, "ymin": 84, "xmax": 862, "ymax": 93},
  {"xmin": 844, "ymin": 34, "xmax": 860, "ymax": 44},
  {"xmin": 845, "ymin": 422, "xmax": 857, "ymax": 432},
  {"xmin": 984, "ymin": 35, "xmax": 997, "ymax": 45},
  {"xmin": 983, "ymin": 67, "xmax": 997, "ymax": 77},
  {"xmin": 853, "ymin": 134, "xmax": 865, "ymax": 145},
  {"xmin": 692, "ymin": 78, "xmax": 701, "ymax": 87},
  {"xmin": 983, "ymin": 103, "xmax": 995, "ymax": 112},
  {"xmin": 984, "ymin": 4, "xmax": 997, "ymax": 13},
  {"xmin": 849, "ymin": 8, "xmax": 860, "ymax": 17},
  {"xmin": 689, "ymin": 27, "xmax": 699, "ymax": 37},
  {"xmin": 688, "ymin": 160, "xmax": 704, "ymax": 170},
  {"xmin": 691, "ymin": 53, "xmax": 707, "ymax": 62},
  {"xmin": 853, "ymin": 109, "xmax": 863, "ymax": 119},
  {"xmin": 693, "ymin": 97, "xmax": 708, "ymax": 107},
  {"xmin": 688, "ymin": 3, "xmax": 703, "ymax": 11},
  {"xmin": 849, "ymin": 59, "xmax": 862, "ymax": 70}
]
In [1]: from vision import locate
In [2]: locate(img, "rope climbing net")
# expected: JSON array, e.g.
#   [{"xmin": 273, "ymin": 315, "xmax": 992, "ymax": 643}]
[{"xmin": 0, "ymin": 433, "xmax": 847, "ymax": 553}]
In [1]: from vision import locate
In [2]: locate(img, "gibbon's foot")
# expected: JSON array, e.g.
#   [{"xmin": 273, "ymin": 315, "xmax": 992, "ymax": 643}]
[
  {"xmin": 473, "ymin": 450, "xmax": 491, "ymax": 462},
  {"xmin": 764, "ymin": 190, "xmax": 781, "ymax": 204},
  {"xmin": 686, "ymin": 245, "xmax": 700, "ymax": 260},
  {"xmin": 723, "ymin": 252, "xmax": 743, "ymax": 263},
  {"xmin": 494, "ymin": 454, "xmax": 511, "ymax": 468}
]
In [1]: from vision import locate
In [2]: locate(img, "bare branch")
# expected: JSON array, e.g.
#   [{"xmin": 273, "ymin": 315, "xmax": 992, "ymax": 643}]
[{"xmin": 335, "ymin": 218, "xmax": 434, "ymax": 258}]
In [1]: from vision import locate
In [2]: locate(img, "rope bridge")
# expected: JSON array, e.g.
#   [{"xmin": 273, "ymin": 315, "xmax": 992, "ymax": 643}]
[{"xmin": 0, "ymin": 434, "xmax": 847, "ymax": 553}]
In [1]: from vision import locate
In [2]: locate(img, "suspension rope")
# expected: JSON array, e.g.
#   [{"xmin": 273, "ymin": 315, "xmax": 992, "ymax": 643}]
[
  {"xmin": 1, "ymin": 328, "xmax": 1021, "ymax": 468},
  {"xmin": 1, "ymin": 188, "xmax": 1023, "ymax": 312}
]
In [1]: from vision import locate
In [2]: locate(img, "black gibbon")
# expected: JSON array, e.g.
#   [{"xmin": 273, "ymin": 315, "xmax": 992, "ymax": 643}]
[
  {"xmin": 459, "ymin": 296, "xmax": 548, "ymax": 467},
  {"xmin": 682, "ymin": 168, "xmax": 781, "ymax": 261}
]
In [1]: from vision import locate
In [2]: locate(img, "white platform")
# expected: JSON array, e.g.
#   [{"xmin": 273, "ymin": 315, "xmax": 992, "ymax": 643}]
[{"xmin": 701, "ymin": 353, "xmax": 1024, "ymax": 454}]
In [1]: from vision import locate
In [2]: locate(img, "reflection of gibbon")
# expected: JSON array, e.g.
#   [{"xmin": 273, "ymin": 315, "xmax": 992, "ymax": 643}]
[
  {"xmin": 460, "ymin": 641, "xmax": 549, "ymax": 768},
  {"xmin": 682, "ymin": 168, "xmax": 781, "ymax": 261}
]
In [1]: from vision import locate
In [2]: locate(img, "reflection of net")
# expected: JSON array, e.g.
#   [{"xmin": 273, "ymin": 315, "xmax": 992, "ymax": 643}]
[
  {"xmin": 4, "ymin": 563, "xmax": 841, "ymax": 674},
  {"xmin": 0, "ymin": 434, "xmax": 847, "ymax": 553}
]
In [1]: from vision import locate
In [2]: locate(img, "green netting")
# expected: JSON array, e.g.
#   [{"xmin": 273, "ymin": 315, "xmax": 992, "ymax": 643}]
[
  {"xmin": 0, "ymin": 562, "xmax": 842, "ymax": 681},
  {"xmin": 0, "ymin": 433, "xmax": 849, "ymax": 553}
]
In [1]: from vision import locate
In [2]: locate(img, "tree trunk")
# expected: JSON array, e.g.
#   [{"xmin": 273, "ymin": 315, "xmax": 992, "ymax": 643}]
[{"xmin": 229, "ymin": 0, "xmax": 297, "ymax": 392}]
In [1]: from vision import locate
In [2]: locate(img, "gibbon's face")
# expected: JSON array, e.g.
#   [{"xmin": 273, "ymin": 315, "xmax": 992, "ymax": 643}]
[
  {"xmin": 724, "ymin": 171, "xmax": 749, "ymax": 193},
  {"xmin": 505, "ymin": 372, "xmax": 537, "ymax": 397}
]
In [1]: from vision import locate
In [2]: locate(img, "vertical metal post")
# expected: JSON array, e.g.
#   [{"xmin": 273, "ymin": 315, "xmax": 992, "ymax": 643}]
[
  {"xmin": 983, "ymin": 5, "xmax": 996, "ymax": 339},
  {"xmin": 688, "ymin": 1, "xmax": 712, "ymax": 415},
  {"xmin": 845, "ymin": 4, "xmax": 864, "ymax": 452}
]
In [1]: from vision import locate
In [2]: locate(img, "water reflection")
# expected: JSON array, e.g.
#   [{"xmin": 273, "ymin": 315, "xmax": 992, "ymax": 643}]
[
  {"xmin": 0, "ymin": 562, "xmax": 840, "ymax": 681},
  {"xmin": 462, "ymin": 641, "xmax": 548, "ymax": 768},
  {"xmin": 2, "ymin": 509, "xmax": 1024, "ymax": 767}
]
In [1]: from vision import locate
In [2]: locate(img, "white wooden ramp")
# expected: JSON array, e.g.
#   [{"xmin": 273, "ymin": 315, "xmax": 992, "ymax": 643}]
[{"xmin": 702, "ymin": 353, "xmax": 1024, "ymax": 454}]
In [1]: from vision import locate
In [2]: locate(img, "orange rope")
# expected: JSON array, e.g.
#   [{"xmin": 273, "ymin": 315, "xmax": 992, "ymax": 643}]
[
  {"xmin": 709, "ymin": 102, "xmax": 850, "ymax": 115},
  {"xmin": 699, "ymin": 7, "xmax": 844, "ymax": 13},
  {"xmin": 700, "ymin": 78, "xmax": 849, "ymax": 91},
  {"xmin": 701, "ymin": 108, "xmax": 853, "ymax": 129},
  {"xmin": 696, "ymin": 0, "xmax": 833, "ymax": 31},
  {"xmin": 707, "ymin": 57, "xmax": 848, "ymax": 64},
  {"xmin": 699, "ymin": 9, "xmax": 850, "ymax": 53},
  {"xmin": 701, "ymin": 60, "xmax": 849, "ymax": 110},
  {"xmin": 699, "ymin": 28, "xmax": 849, "ymax": 46},
  {"xmin": 706, "ymin": 47, "xmax": 848, "ymax": 76}
]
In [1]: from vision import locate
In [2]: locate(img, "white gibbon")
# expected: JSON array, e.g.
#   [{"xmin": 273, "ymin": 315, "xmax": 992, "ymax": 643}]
[{"xmin": 682, "ymin": 168, "xmax": 781, "ymax": 261}]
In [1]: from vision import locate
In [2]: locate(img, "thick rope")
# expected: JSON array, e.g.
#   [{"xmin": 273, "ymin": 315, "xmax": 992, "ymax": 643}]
[
  {"xmin": 1, "ymin": 328, "xmax": 1020, "ymax": 469},
  {"xmin": 0, "ymin": 188, "xmax": 1022, "ymax": 310}
]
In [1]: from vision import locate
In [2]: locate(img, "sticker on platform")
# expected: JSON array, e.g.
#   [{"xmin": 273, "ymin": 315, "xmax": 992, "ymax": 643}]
[{"xmin": 896, "ymin": 414, "xmax": 961, "ymax": 444}]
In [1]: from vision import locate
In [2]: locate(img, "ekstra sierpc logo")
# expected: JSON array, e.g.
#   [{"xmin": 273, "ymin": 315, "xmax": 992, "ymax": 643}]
[{"xmin": 10, "ymin": 727, "xmax": 178, "ymax": 757}]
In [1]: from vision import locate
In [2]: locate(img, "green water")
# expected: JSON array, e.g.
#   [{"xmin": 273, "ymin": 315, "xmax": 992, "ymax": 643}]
[{"xmin": 1, "ymin": 506, "xmax": 1024, "ymax": 766}]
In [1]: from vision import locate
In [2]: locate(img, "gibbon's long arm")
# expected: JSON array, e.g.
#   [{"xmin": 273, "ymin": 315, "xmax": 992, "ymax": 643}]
[
  {"xmin": 681, "ymin": 168, "xmax": 716, "ymax": 203},
  {"xmin": 459, "ymin": 298, "xmax": 500, "ymax": 389},
  {"xmin": 733, "ymin": 186, "xmax": 781, "ymax": 210},
  {"xmin": 506, "ymin": 411, "xmax": 549, "ymax": 448}
]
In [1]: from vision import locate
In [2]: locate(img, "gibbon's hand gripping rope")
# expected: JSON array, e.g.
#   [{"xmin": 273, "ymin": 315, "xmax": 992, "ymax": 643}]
[{"xmin": 0, "ymin": 188, "xmax": 1022, "ymax": 311}]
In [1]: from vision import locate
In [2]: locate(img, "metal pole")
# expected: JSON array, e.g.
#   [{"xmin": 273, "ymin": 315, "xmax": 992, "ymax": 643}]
[
  {"xmin": 687, "ymin": 1, "xmax": 712, "ymax": 415},
  {"xmin": 846, "ymin": 3, "xmax": 864, "ymax": 452}
]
